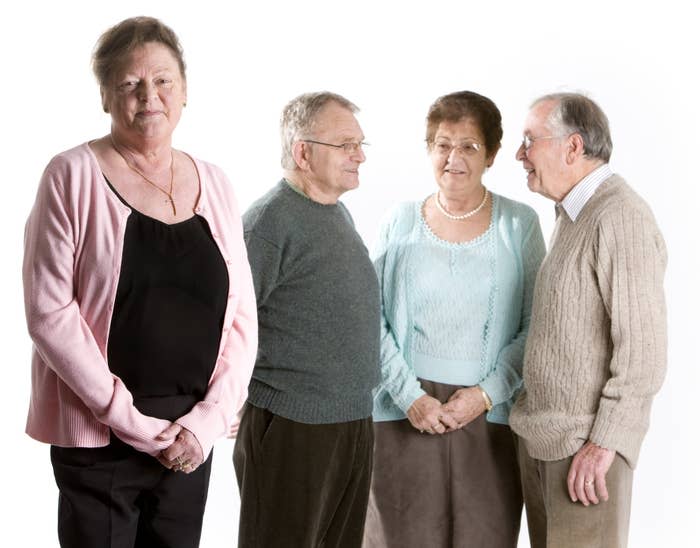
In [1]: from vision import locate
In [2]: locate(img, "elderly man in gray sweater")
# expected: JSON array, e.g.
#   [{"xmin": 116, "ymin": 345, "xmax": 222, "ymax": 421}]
[
  {"xmin": 233, "ymin": 92, "xmax": 380, "ymax": 548},
  {"xmin": 509, "ymin": 93, "xmax": 667, "ymax": 548}
]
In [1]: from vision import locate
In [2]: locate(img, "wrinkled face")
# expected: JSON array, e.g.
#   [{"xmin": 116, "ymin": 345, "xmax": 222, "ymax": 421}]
[
  {"xmin": 305, "ymin": 102, "xmax": 366, "ymax": 198},
  {"xmin": 102, "ymin": 42, "xmax": 186, "ymax": 143},
  {"xmin": 429, "ymin": 118, "xmax": 494, "ymax": 195},
  {"xmin": 516, "ymin": 100, "xmax": 569, "ymax": 200}
]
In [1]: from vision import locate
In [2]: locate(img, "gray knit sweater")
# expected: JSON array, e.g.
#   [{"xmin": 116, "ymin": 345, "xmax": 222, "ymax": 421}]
[
  {"xmin": 509, "ymin": 175, "xmax": 667, "ymax": 468},
  {"xmin": 242, "ymin": 180, "xmax": 380, "ymax": 423}
]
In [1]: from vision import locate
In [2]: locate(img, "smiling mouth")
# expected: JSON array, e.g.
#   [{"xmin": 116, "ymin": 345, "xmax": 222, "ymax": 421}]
[{"xmin": 444, "ymin": 169, "xmax": 465, "ymax": 174}]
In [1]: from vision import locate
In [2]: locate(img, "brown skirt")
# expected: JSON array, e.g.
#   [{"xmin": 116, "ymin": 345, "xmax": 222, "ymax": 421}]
[{"xmin": 363, "ymin": 379, "xmax": 522, "ymax": 548}]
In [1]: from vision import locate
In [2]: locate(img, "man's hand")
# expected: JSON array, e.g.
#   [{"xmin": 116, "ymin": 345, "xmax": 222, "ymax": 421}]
[{"xmin": 567, "ymin": 441, "xmax": 616, "ymax": 506}]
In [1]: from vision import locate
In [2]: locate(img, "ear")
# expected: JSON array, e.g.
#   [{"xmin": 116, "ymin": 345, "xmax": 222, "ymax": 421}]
[
  {"xmin": 486, "ymin": 143, "xmax": 501, "ymax": 168},
  {"xmin": 292, "ymin": 141, "xmax": 311, "ymax": 170},
  {"xmin": 100, "ymin": 88, "xmax": 110, "ymax": 113},
  {"xmin": 565, "ymin": 133, "xmax": 586, "ymax": 164}
]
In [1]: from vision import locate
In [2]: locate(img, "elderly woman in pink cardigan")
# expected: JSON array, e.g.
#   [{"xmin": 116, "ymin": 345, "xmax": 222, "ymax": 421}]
[{"xmin": 22, "ymin": 17, "xmax": 257, "ymax": 547}]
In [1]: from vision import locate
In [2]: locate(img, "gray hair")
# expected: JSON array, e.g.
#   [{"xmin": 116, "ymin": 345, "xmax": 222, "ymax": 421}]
[
  {"xmin": 280, "ymin": 91, "xmax": 359, "ymax": 170},
  {"xmin": 533, "ymin": 92, "xmax": 613, "ymax": 162}
]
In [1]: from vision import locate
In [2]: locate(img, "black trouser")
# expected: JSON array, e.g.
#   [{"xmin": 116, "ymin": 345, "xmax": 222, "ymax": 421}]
[
  {"xmin": 50, "ymin": 436, "xmax": 212, "ymax": 548},
  {"xmin": 233, "ymin": 404, "xmax": 374, "ymax": 548}
]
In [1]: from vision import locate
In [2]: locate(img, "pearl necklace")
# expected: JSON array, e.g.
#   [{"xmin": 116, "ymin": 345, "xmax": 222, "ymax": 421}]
[
  {"xmin": 434, "ymin": 187, "xmax": 488, "ymax": 220},
  {"xmin": 111, "ymin": 138, "xmax": 177, "ymax": 216}
]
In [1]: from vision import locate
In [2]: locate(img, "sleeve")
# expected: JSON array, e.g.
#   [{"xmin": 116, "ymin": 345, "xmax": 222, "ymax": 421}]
[
  {"xmin": 242, "ymin": 229, "xmax": 283, "ymax": 305},
  {"xmin": 372, "ymin": 208, "xmax": 425, "ymax": 413},
  {"xmin": 479, "ymin": 211, "xmax": 546, "ymax": 405},
  {"xmin": 173, "ymin": 183, "xmax": 259, "ymax": 458},
  {"xmin": 23, "ymin": 161, "xmax": 173, "ymax": 456},
  {"xmin": 588, "ymin": 206, "xmax": 667, "ymax": 459}
]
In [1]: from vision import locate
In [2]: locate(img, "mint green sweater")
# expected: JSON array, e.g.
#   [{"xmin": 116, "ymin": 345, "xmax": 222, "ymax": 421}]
[{"xmin": 372, "ymin": 194, "xmax": 546, "ymax": 424}]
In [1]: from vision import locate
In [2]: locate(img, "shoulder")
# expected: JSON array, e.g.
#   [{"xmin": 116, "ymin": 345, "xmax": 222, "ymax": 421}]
[
  {"xmin": 35, "ymin": 143, "xmax": 101, "ymax": 207},
  {"xmin": 189, "ymin": 155, "xmax": 233, "ymax": 198},
  {"xmin": 379, "ymin": 200, "xmax": 420, "ymax": 235},
  {"xmin": 242, "ymin": 182, "xmax": 295, "ymax": 238},
  {"xmin": 591, "ymin": 175, "xmax": 661, "ymax": 230},
  {"xmin": 42, "ymin": 142, "xmax": 96, "ymax": 183},
  {"xmin": 492, "ymin": 193, "xmax": 541, "ymax": 233},
  {"xmin": 588, "ymin": 176, "xmax": 666, "ymax": 255}
]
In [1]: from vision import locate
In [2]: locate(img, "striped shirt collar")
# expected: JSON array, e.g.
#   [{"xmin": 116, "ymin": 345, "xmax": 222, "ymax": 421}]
[{"xmin": 559, "ymin": 164, "xmax": 613, "ymax": 221}]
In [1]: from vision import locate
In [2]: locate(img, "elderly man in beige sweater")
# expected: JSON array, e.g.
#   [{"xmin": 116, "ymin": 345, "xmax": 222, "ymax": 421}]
[{"xmin": 509, "ymin": 92, "xmax": 667, "ymax": 548}]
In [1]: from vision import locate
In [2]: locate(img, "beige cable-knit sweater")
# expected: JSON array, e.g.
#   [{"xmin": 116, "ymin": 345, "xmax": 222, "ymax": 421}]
[{"xmin": 509, "ymin": 175, "xmax": 667, "ymax": 468}]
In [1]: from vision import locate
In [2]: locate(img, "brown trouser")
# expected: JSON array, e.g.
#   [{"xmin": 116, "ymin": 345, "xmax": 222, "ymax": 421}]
[
  {"xmin": 233, "ymin": 404, "xmax": 374, "ymax": 548},
  {"xmin": 363, "ymin": 379, "xmax": 523, "ymax": 548},
  {"xmin": 517, "ymin": 437, "xmax": 634, "ymax": 548}
]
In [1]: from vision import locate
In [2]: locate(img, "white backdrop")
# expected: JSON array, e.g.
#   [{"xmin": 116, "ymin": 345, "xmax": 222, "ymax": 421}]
[{"xmin": 1, "ymin": 1, "xmax": 697, "ymax": 546}]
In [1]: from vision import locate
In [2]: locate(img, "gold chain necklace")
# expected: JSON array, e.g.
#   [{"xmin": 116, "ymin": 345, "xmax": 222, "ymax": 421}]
[{"xmin": 111, "ymin": 139, "xmax": 177, "ymax": 216}]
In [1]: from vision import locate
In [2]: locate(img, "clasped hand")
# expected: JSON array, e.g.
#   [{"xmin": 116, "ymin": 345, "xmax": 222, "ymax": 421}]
[
  {"xmin": 154, "ymin": 423, "xmax": 204, "ymax": 474},
  {"xmin": 406, "ymin": 387, "xmax": 486, "ymax": 435}
]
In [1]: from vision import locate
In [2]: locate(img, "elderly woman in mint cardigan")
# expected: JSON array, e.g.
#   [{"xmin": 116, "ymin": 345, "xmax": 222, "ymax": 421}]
[{"xmin": 362, "ymin": 91, "xmax": 546, "ymax": 548}]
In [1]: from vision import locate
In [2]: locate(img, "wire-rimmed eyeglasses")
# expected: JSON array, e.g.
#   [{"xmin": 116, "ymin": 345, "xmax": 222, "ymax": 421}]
[
  {"xmin": 521, "ymin": 134, "xmax": 568, "ymax": 151},
  {"xmin": 301, "ymin": 139, "xmax": 369, "ymax": 154},
  {"xmin": 430, "ymin": 139, "xmax": 483, "ymax": 157}
]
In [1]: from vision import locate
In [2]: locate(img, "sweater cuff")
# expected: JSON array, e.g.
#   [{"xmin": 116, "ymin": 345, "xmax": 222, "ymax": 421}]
[
  {"xmin": 588, "ymin": 416, "xmax": 645, "ymax": 468},
  {"xmin": 175, "ymin": 401, "xmax": 227, "ymax": 461},
  {"xmin": 479, "ymin": 372, "xmax": 520, "ymax": 407},
  {"xmin": 394, "ymin": 384, "xmax": 426, "ymax": 414}
]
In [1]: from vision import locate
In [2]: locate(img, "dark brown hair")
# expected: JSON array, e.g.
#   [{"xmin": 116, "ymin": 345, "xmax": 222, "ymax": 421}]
[
  {"xmin": 426, "ymin": 91, "xmax": 503, "ymax": 156},
  {"xmin": 92, "ymin": 16, "xmax": 186, "ymax": 88}
]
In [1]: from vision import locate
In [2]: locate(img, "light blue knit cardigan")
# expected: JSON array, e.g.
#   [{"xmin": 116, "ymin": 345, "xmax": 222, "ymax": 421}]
[{"xmin": 371, "ymin": 193, "xmax": 546, "ymax": 424}]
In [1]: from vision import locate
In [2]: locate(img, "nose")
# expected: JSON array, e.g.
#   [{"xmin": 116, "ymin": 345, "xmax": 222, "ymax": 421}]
[
  {"xmin": 136, "ymin": 80, "xmax": 157, "ymax": 102},
  {"xmin": 446, "ymin": 146, "xmax": 461, "ymax": 162},
  {"xmin": 353, "ymin": 146, "xmax": 366, "ymax": 163},
  {"xmin": 515, "ymin": 142, "xmax": 526, "ymax": 161}
]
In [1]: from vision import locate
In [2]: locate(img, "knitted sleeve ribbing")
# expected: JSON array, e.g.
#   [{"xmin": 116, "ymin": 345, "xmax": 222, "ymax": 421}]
[{"xmin": 588, "ymin": 204, "xmax": 667, "ymax": 461}]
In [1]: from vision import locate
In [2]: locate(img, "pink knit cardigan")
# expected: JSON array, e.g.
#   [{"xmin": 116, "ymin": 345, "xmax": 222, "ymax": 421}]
[{"xmin": 23, "ymin": 142, "xmax": 258, "ymax": 458}]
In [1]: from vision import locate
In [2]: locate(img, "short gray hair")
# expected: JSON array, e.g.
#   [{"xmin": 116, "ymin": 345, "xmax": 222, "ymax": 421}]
[
  {"xmin": 280, "ymin": 91, "xmax": 359, "ymax": 170},
  {"xmin": 533, "ymin": 92, "xmax": 613, "ymax": 162}
]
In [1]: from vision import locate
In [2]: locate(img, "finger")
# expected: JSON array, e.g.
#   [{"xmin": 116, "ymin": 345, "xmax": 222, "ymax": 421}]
[
  {"xmin": 437, "ymin": 412, "xmax": 459, "ymax": 430},
  {"xmin": 596, "ymin": 473, "xmax": 609, "ymax": 502},
  {"xmin": 431, "ymin": 420, "xmax": 445, "ymax": 434},
  {"xmin": 157, "ymin": 454, "xmax": 174, "ymax": 469},
  {"xmin": 584, "ymin": 478, "xmax": 599, "ymax": 504},
  {"xmin": 567, "ymin": 467, "xmax": 578, "ymax": 502},
  {"xmin": 160, "ymin": 444, "xmax": 183, "ymax": 462},
  {"xmin": 575, "ymin": 475, "xmax": 590, "ymax": 506},
  {"xmin": 157, "ymin": 423, "xmax": 182, "ymax": 441}
]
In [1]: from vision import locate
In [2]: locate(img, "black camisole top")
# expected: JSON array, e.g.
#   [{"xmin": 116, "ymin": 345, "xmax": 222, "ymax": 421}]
[{"xmin": 105, "ymin": 179, "xmax": 229, "ymax": 420}]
